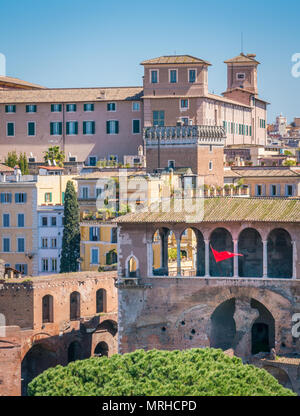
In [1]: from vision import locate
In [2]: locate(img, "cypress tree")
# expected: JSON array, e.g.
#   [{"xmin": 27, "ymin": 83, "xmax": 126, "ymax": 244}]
[{"xmin": 60, "ymin": 181, "xmax": 80, "ymax": 273}]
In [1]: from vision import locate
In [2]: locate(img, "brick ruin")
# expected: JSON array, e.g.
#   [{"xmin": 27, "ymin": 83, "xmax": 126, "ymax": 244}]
[{"xmin": 0, "ymin": 271, "xmax": 118, "ymax": 396}]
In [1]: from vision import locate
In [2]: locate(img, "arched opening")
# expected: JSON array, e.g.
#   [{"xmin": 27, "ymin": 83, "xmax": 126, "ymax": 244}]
[
  {"xmin": 267, "ymin": 228, "xmax": 293, "ymax": 278},
  {"xmin": 167, "ymin": 231, "xmax": 178, "ymax": 276},
  {"xmin": 94, "ymin": 341, "xmax": 109, "ymax": 357},
  {"xmin": 96, "ymin": 320, "xmax": 118, "ymax": 336},
  {"xmin": 152, "ymin": 228, "xmax": 170, "ymax": 276},
  {"xmin": 70, "ymin": 291, "xmax": 80, "ymax": 320},
  {"xmin": 180, "ymin": 228, "xmax": 205, "ymax": 276},
  {"xmin": 210, "ymin": 298, "xmax": 236, "ymax": 350},
  {"xmin": 96, "ymin": 288, "xmax": 107, "ymax": 313},
  {"xmin": 42, "ymin": 295, "xmax": 53, "ymax": 323},
  {"xmin": 262, "ymin": 365, "xmax": 294, "ymax": 391},
  {"xmin": 251, "ymin": 298, "xmax": 275, "ymax": 355},
  {"xmin": 209, "ymin": 228, "xmax": 233, "ymax": 277},
  {"xmin": 238, "ymin": 228, "xmax": 263, "ymax": 277},
  {"xmin": 128, "ymin": 256, "xmax": 138, "ymax": 277},
  {"xmin": 67, "ymin": 341, "xmax": 82, "ymax": 363},
  {"xmin": 21, "ymin": 344, "xmax": 57, "ymax": 396}
]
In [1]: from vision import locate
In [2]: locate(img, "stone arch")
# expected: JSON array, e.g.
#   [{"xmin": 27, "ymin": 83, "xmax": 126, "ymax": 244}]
[
  {"xmin": 210, "ymin": 298, "xmax": 236, "ymax": 350},
  {"xmin": 251, "ymin": 298, "xmax": 275, "ymax": 355},
  {"xmin": 21, "ymin": 343, "xmax": 58, "ymax": 396},
  {"xmin": 67, "ymin": 340, "xmax": 82, "ymax": 363},
  {"xmin": 92, "ymin": 319, "xmax": 118, "ymax": 357},
  {"xmin": 70, "ymin": 291, "xmax": 80, "ymax": 320},
  {"xmin": 238, "ymin": 228, "xmax": 263, "ymax": 277},
  {"xmin": 180, "ymin": 227, "xmax": 205, "ymax": 276},
  {"xmin": 262, "ymin": 365, "xmax": 293, "ymax": 391},
  {"xmin": 42, "ymin": 294, "xmax": 54, "ymax": 323},
  {"xmin": 96, "ymin": 288, "xmax": 107, "ymax": 313},
  {"xmin": 267, "ymin": 228, "xmax": 293, "ymax": 278},
  {"xmin": 94, "ymin": 341, "xmax": 109, "ymax": 357},
  {"xmin": 209, "ymin": 227, "xmax": 233, "ymax": 276}
]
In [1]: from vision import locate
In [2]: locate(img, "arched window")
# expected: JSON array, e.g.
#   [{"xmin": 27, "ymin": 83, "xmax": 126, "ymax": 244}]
[
  {"xmin": 70, "ymin": 291, "xmax": 80, "ymax": 320},
  {"xmin": 238, "ymin": 228, "xmax": 263, "ymax": 277},
  {"xmin": 152, "ymin": 228, "xmax": 170, "ymax": 276},
  {"xmin": 180, "ymin": 228, "xmax": 205, "ymax": 277},
  {"xmin": 94, "ymin": 341, "xmax": 109, "ymax": 357},
  {"xmin": 127, "ymin": 256, "xmax": 138, "ymax": 277},
  {"xmin": 68, "ymin": 341, "xmax": 82, "ymax": 363},
  {"xmin": 42, "ymin": 295, "xmax": 53, "ymax": 323},
  {"xmin": 267, "ymin": 228, "xmax": 292, "ymax": 278},
  {"xmin": 96, "ymin": 289, "xmax": 107, "ymax": 313},
  {"xmin": 210, "ymin": 228, "xmax": 233, "ymax": 277}
]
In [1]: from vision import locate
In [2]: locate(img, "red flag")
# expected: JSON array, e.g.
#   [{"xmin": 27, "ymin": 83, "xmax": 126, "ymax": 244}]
[{"xmin": 210, "ymin": 245, "xmax": 243, "ymax": 263}]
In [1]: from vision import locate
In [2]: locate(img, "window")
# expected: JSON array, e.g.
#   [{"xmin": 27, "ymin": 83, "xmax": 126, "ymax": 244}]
[
  {"xmin": 17, "ymin": 237, "xmax": 25, "ymax": 252},
  {"xmin": 181, "ymin": 117, "xmax": 189, "ymax": 126},
  {"xmin": 236, "ymin": 73, "xmax": 245, "ymax": 80},
  {"xmin": 27, "ymin": 122, "xmax": 35, "ymax": 136},
  {"xmin": 42, "ymin": 295, "xmax": 53, "ymax": 323},
  {"xmin": 51, "ymin": 104, "xmax": 62, "ymax": 112},
  {"xmin": 7, "ymin": 122, "xmax": 14, "ymax": 137},
  {"xmin": 15, "ymin": 193, "xmax": 27, "ymax": 203},
  {"xmin": 88, "ymin": 156, "xmax": 97, "ymax": 166},
  {"xmin": 132, "ymin": 119, "xmax": 140, "ymax": 134},
  {"xmin": 5, "ymin": 105, "xmax": 16, "ymax": 113},
  {"xmin": 209, "ymin": 144, "xmax": 213, "ymax": 153},
  {"xmin": 51, "ymin": 238, "xmax": 57, "ymax": 248},
  {"xmin": 28, "ymin": 157, "xmax": 36, "ymax": 162},
  {"xmin": 26, "ymin": 105, "xmax": 37, "ymax": 113},
  {"xmin": 68, "ymin": 156, "xmax": 77, "ymax": 162},
  {"xmin": 91, "ymin": 248, "xmax": 99, "ymax": 264},
  {"xmin": 111, "ymin": 227, "xmax": 117, "ymax": 243},
  {"xmin": 84, "ymin": 103, "xmax": 94, "ymax": 112},
  {"xmin": 169, "ymin": 69, "xmax": 177, "ymax": 83},
  {"xmin": 81, "ymin": 187, "xmax": 89, "ymax": 199},
  {"xmin": 209, "ymin": 161, "xmax": 213, "ymax": 171},
  {"xmin": 96, "ymin": 289, "xmax": 107, "ymax": 313},
  {"xmin": 255, "ymin": 184, "xmax": 263, "ymax": 196},
  {"xmin": 132, "ymin": 102, "xmax": 140, "ymax": 111},
  {"xmin": 168, "ymin": 160, "xmax": 175, "ymax": 169},
  {"xmin": 50, "ymin": 122, "xmax": 62, "ymax": 135},
  {"xmin": 51, "ymin": 217, "xmax": 56, "ymax": 226},
  {"xmin": 3, "ymin": 238, "xmax": 10, "ymax": 252},
  {"xmin": 153, "ymin": 110, "xmax": 165, "ymax": 126},
  {"xmin": 270, "ymin": 185, "xmax": 277, "ymax": 196},
  {"xmin": 44, "ymin": 192, "xmax": 52, "ymax": 203},
  {"xmin": 42, "ymin": 217, "xmax": 48, "ymax": 226},
  {"xmin": 0, "ymin": 193, "xmax": 12, "ymax": 203},
  {"xmin": 3, "ymin": 214, "xmax": 10, "ymax": 227},
  {"xmin": 90, "ymin": 227, "xmax": 100, "ymax": 241},
  {"xmin": 42, "ymin": 258, "xmax": 49, "ymax": 272},
  {"xmin": 66, "ymin": 121, "xmax": 78, "ymax": 135},
  {"xmin": 107, "ymin": 102, "xmax": 116, "ymax": 111},
  {"xmin": 285, "ymin": 185, "xmax": 294, "ymax": 197},
  {"xmin": 96, "ymin": 188, "xmax": 103, "ymax": 197},
  {"xmin": 66, "ymin": 104, "xmax": 76, "ymax": 112},
  {"xmin": 41, "ymin": 238, "xmax": 48, "ymax": 248},
  {"xmin": 189, "ymin": 69, "xmax": 196, "ymax": 83},
  {"xmin": 51, "ymin": 258, "xmax": 57, "ymax": 272},
  {"xmin": 17, "ymin": 213, "xmax": 24, "ymax": 227},
  {"xmin": 106, "ymin": 120, "xmax": 119, "ymax": 134},
  {"xmin": 180, "ymin": 99, "xmax": 188, "ymax": 109},
  {"xmin": 150, "ymin": 70, "xmax": 158, "ymax": 84},
  {"xmin": 15, "ymin": 264, "xmax": 27, "ymax": 275},
  {"xmin": 83, "ymin": 121, "xmax": 95, "ymax": 135},
  {"xmin": 70, "ymin": 292, "xmax": 80, "ymax": 320}
]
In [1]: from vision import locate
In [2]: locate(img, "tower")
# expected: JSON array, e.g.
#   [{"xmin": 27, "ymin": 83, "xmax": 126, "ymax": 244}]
[{"xmin": 224, "ymin": 53, "xmax": 260, "ymax": 95}]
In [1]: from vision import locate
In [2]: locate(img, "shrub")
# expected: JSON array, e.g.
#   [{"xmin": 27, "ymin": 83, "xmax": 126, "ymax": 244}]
[{"xmin": 28, "ymin": 348, "xmax": 295, "ymax": 396}]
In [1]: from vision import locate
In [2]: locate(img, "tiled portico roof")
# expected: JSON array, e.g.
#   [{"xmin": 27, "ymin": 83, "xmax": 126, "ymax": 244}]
[{"xmin": 114, "ymin": 197, "xmax": 300, "ymax": 224}]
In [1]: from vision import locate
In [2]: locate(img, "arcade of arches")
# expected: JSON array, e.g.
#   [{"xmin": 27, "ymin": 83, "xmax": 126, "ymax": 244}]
[{"xmin": 150, "ymin": 227, "xmax": 295, "ymax": 278}]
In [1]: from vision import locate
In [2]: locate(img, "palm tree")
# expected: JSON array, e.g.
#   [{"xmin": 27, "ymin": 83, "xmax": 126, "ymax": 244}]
[{"xmin": 44, "ymin": 146, "xmax": 65, "ymax": 167}]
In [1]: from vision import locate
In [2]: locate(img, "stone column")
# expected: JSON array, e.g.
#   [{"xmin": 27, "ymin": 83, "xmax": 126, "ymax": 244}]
[
  {"xmin": 147, "ymin": 241, "xmax": 153, "ymax": 277},
  {"xmin": 204, "ymin": 239, "xmax": 210, "ymax": 277},
  {"xmin": 233, "ymin": 239, "xmax": 238, "ymax": 277},
  {"xmin": 263, "ymin": 240, "xmax": 268, "ymax": 278},
  {"xmin": 292, "ymin": 241, "xmax": 297, "ymax": 279},
  {"xmin": 177, "ymin": 239, "xmax": 181, "ymax": 276},
  {"xmin": 233, "ymin": 298, "xmax": 259, "ymax": 358}
]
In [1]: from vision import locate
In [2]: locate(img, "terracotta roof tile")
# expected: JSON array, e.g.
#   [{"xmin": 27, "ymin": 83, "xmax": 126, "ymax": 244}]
[
  {"xmin": 0, "ymin": 164, "xmax": 14, "ymax": 172},
  {"xmin": 224, "ymin": 53, "xmax": 260, "ymax": 65},
  {"xmin": 0, "ymin": 76, "xmax": 45, "ymax": 89},
  {"xmin": 141, "ymin": 55, "xmax": 211, "ymax": 66}
]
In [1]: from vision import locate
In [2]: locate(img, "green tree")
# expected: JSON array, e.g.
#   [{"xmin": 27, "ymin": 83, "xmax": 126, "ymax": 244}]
[
  {"xmin": 4, "ymin": 150, "xmax": 18, "ymax": 168},
  {"xmin": 28, "ymin": 348, "xmax": 295, "ymax": 396},
  {"xmin": 44, "ymin": 146, "xmax": 65, "ymax": 167},
  {"xmin": 60, "ymin": 181, "xmax": 80, "ymax": 273},
  {"xmin": 283, "ymin": 159, "xmax": 296, "ymax": 166},
  {"xmin": 18, "ymin": 153, "xmax": 29, "ymax": 175}
]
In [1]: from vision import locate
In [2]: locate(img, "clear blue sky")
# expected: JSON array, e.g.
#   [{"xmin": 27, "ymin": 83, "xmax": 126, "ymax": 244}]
[{"xmin": 0, "ymin": 0, "xmax": 299, "ymax": 123}]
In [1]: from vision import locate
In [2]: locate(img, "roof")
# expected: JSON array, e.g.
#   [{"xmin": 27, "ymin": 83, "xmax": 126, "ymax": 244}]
[
  {"xmin": 75, "ymin": 170, "xmax": 146, "ymax": 180},
  {"xmin": 38, "ymin": 165, "xmax": 64, "ymax": 170},
  {"xmin": 0, "ymin": 86, "xmax": 143, "ymax": 104},
  {"xmin": 114, "ymin": 197, "xmax": 300, "ymax": 223},
  {"xmin": 229, "ymin": 167, "xmax": 300, "ymax": 178},
  {"xmin": 224, "ymin": 53, "xmax": 260, "ymax": 65},
  {"xmin": 0, "ymin": 75, "xmax": 45, "ymax": 89},
  {"xmin": 0, "ymin": 164, "xmax": 14, "ymax": 173},
  {"xmin": 141, "ymin": 55, "xmax": 211, "ymax": 66}
]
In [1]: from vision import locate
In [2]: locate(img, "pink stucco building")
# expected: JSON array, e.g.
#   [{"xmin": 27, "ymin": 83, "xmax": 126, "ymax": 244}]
[{"xmin": 0, "ymin": 53, "xmax": 268, "ymax": 165}]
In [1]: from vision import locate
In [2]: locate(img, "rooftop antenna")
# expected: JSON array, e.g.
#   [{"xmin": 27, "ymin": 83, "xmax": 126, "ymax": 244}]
[{"xmin": 241, "ymin": 32, "xmax": 244, "ymax": 54}]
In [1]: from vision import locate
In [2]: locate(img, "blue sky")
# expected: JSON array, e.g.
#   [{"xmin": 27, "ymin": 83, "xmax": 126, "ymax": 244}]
[{"xmin": 0, "ymin": 0, "xmax": 299, "ymax": 122}]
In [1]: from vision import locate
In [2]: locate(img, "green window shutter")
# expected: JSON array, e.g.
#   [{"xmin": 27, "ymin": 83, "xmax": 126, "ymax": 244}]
[
  {"xmin": 75, "ymin": 121, "xmax": 78, "ymax": 134},
  {"xmin": 91, "ymin": 104, "xmax": 94, "ymax": 111},
  {"xmin": 83, "ymin": 121, "xmax": 86, "ymax": 135},
  {"xmin": 50, "ymin": 193, "xmax": 52, "ymax": 202},
  {"xmin": 74, "ymin": 104, "xmax": 77, "ymax": 112},
  {"xmin": 62, "ymin": 192, "xmax": 65, "ymax": 204},
  {"xmin": 115, "ymin": 121, "xmax": 119, "ymax": 134},
  {"xmin": 50, "ymin": 122, "xmax": 53, "ymax": 135},
  {"xmin": 66, "ymin": 122, "xmax": 70, "ymax": 135},
  {"xmin": 7, "ymin": 123, "xmax": 14, "ymax": 136},
  {"xmin": 106, "ymin": 121, "xmax": 110, "ymax": 134},
  {"xmin": 59, "ymin": 104, "xmax": 62, "ymax": 112},
  {"xmin": 92, "ymin": 121, "xmax": 95, "ymax": 134},
  {"xmin": 59, "ymin": 122, "xmax": 62, "ymax": 135},
  {"xmin": 51, "ymin": 104, "xmax": 54, "ymax": 112},
  {"xmin": 28, "ymin": 122, "xmax": 35, "ymax": 136}
]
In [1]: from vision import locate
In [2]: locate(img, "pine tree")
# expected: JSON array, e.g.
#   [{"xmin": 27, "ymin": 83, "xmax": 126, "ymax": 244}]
[
  {"xmin": 23, "ymin": 153, "xmax": 29, "ymax": 175},
  {"xmin": 60, "ymin": 181, "xmax": 80, "ymax": 273}
]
